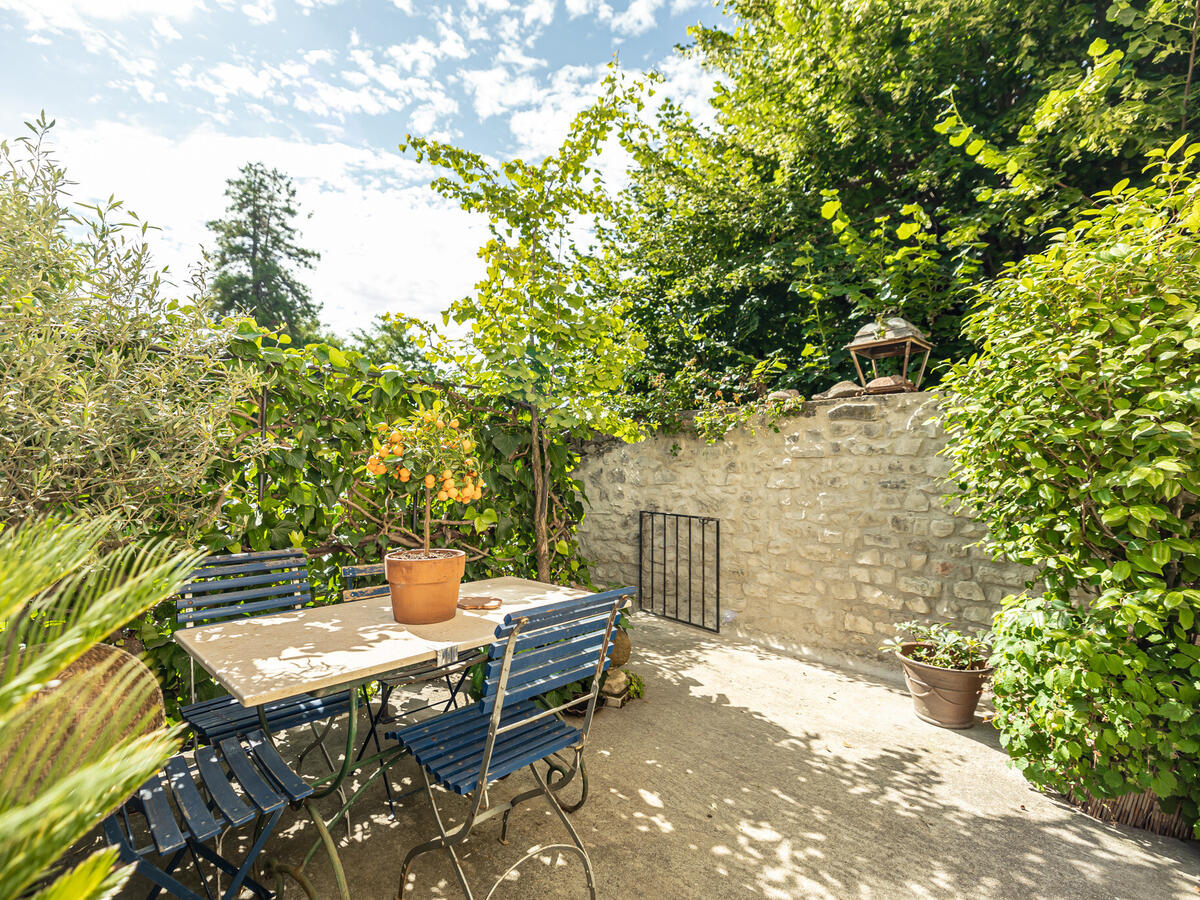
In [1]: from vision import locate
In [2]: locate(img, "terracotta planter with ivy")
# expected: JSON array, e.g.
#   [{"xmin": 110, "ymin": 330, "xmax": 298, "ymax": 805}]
[{"xmin": 898, "ymin": 642, "xmax": 993, "ymax": 729}]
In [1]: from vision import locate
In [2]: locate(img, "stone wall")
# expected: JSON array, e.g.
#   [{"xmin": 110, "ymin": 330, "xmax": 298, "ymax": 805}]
[{"xmin": 575, "ymin": 392, "xmax": 1032, "ymax": 671}]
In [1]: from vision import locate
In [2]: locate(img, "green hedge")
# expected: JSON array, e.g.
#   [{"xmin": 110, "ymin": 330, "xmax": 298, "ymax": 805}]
[
  {"xmin": 138, "ymin": 323, "xmax": 592, "ymax": 713},
  {"xmin": 940, "ymin": 143, "xmax": 1200, "ymax": 833}
]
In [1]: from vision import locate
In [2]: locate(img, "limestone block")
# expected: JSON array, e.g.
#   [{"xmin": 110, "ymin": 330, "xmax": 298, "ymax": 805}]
[
  {"xmin": 897, "ymin": 575, "xmax": 943, "ymax": 598},
  {"xmin": 830, "ymin": 580, "xmax": 858, "ymax": 601},
  {"xmin": 863, "ymin": 532, "xmax": 900, "ymax": 549},
  {"xmin": 855, "ymin": 548, "xmax": 881, "ymax": 566},
  {"xmin": 952, "ymin": 581, "xmax": 986, "ymax": 603},
  {"xmin": 929, "ymin": 519, "xmax": 956, "ymax": 538},
  {"xmin": 845, "ymin": 613, "xmax": 875, "ymax": 634},
  {"xmin": 860, "ymin": 586, "xmax": 904, "ymax": 609},
  {"xmin": 828, "ymin": 402, "xmax": 879, "ymax": 421}
]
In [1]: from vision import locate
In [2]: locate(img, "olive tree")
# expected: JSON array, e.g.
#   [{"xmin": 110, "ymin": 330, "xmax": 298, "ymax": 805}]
[{"xmin": 0, "ymin": 118, "xmax": 258, "ymax": 538}]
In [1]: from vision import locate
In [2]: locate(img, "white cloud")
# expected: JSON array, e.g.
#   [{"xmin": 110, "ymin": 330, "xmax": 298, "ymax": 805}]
[
  {"xmin": 0, "ymin": 0, "xmax": 204, "ymax": 34},
  {"xmin": 303, "ymin": 48, "xmax": 335, "ymax": 65},
  {"xmin": 524, "ymin": 0, "xmax": 555, "ymax": 27},
  {"xmin": 151, "ymin": 15, "xmax": 182, "ymax": 40},
  {"xmin": 496, "ymin": 44, "xmax": 546, "ymax": 72},
  {"xmin": 389, "ymin": 0, "xmax": 413, "ymax": 12},
  {"xmin": 49, "ymin": 119, "xmax": 487, "ymax": 333},
  {"xmin": 459, "ymin": 66, "xmax": 542, "ymax": 120},
  {"xmin": 564, "ymin": 0, "xmax": 613, "ymax": 20},
  {"xmin": 611, "ymin": 0, "xmax": 664, "ymax": 35},
  {"xmin": 241, "ymin": 0, "xmax": 276, "ymax": 25},
  {"xmin": 435, "ymin": 22, "xmax": 470, "ymax": 60},
  {"xmin": 180, "ymin": 61, "xmax": 278, "ymax": 102}
]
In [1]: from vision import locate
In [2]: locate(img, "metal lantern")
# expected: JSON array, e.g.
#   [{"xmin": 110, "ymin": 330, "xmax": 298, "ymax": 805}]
[{"xmin": 845, "ymin": 317, "xmax": 932, "ymax": 394}]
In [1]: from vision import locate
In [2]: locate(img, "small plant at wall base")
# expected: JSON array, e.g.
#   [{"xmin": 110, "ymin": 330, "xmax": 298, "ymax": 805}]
[
  {"xmin": 882, "ymin": 621, "xmax": 993, "ymax": 730},
  {"xmin": 363, "ymin": 401, "xmax": 492, "ymax": 624},
  {"xmin": 880, "ymin": 621, "xmax": 992, "ymax": 670}
]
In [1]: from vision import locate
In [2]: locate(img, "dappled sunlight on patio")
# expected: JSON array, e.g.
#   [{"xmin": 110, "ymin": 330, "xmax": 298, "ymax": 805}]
[{"xmin": 217, "ymin": 616, "xmax": 1200, "ymax": 900}]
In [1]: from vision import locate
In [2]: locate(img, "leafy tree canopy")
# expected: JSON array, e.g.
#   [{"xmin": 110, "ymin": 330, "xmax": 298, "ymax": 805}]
[
  {"xmin": 402, "ymin": 72, "xmax": 648, "ymax": 577},
  {"xmin": 609, "ymin": 0, "xmax": 1200, "ymax": 399},
  {"xmin": 207, "ymin": 162, "xmax": 322, "ymax": 342}
]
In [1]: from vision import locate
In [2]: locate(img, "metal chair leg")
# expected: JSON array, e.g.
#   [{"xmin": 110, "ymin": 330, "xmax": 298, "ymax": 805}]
[{"xmin": 398, "ymin": 769, "xmax": 475, "ymax": 900}]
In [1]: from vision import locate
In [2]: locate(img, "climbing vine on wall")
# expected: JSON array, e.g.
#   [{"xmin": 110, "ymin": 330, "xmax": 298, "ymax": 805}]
[{"xmin": 137, "ymin": 321, "xmax": 593, "ymax": 713}]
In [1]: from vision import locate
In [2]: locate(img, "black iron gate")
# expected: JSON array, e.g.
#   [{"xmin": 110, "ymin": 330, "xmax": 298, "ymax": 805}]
[{"xmin": 638, "ymin": 511, "xmax": 720, "ymax": 632}]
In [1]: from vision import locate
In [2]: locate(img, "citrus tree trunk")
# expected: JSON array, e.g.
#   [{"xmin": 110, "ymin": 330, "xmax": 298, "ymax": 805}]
[{"xmin": 529, "ymin": 407, "xmax": 551, "ymax": 581}]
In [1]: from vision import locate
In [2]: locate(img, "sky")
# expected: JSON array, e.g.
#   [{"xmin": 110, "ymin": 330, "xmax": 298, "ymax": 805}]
[{"xmin": 0, "ymin": 0, "xmax": 724, "ymax": 335}]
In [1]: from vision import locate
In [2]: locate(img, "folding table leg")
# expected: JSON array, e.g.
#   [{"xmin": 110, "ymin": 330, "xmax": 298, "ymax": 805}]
[{"xmin": 355, "ymin": 683, "xmax": 399, "ymax": 818}]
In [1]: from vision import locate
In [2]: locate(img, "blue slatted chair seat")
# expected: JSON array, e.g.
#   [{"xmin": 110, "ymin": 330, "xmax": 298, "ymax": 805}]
[
  {"xmin": 388, "ymin": 699, "xmax": 582, "ymax": 795},
  {"xmin": 104, "ymin": 730, "xmax": 312, "ymax": 900},
  {"xmin": 181, "ymin": 690, "xmax": 352, "ymax": 745}
]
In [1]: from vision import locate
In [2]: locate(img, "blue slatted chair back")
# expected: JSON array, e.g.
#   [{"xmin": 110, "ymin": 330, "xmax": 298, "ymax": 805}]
[
  {"xmin": 340, "ymin": 562, "xmax": 389, "ymax": 602},
  {"xmin": 176, "ymin": 549, "xmax": 313, "ymax": 628},
  {"xmin": 479, "ymin": 587, "xmax": 633, "ymax": 719}
]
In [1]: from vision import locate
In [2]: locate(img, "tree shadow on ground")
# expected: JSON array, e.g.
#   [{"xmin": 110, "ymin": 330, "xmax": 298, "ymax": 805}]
[{"xmin": 116, "ymin": 616, "xmax": 1200, "ymax": 899}]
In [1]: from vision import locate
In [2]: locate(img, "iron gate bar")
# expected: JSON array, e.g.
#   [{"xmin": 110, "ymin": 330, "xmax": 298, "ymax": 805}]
[{"xmin": 637, "ymin": 511, "xmax": 720, "ymax": 633}]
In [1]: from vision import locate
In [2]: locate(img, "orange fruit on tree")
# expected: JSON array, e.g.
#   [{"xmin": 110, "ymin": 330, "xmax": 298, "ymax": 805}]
[
  {"xmin": 437, "ymin": 490, "xmax": 449, "ymax": 501},
  {"xmin": 449, "ymin": 418, "xmax": 460, "ymax": 429},
  {"xmin": 424, "ymin": 474, "xmax": 436, "ymax": 489}
]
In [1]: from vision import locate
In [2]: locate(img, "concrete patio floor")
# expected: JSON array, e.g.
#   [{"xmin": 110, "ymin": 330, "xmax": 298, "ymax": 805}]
[{"xmin": 123, "ymin": 615, "xmax": 1200, "ymax": 899}]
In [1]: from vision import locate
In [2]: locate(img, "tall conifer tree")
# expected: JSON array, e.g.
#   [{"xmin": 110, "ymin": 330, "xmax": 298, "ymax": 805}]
[{"xmin": 208, "ymin": 163, "xmax": 321, "ymax": 340}]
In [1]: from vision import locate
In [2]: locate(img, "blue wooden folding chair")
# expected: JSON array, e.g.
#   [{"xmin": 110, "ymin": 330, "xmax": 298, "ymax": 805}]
[
  {"xmin": 386, "ymin": 586, "xmax": 633, "ymax": 899},
  {"xmin": 103, "ymin": 729, "xmax": 312, "ymax": 900},
  {"xmin": 177, "ymin": 549, "xmax": 351, "ymax": 747}
]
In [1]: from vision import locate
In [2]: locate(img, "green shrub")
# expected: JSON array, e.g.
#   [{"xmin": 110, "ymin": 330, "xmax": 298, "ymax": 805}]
[
  {"xmin": 939, "ymin": 140, "xmax": 1200, "ymax": 832},
  {"xmin": 0, "ymin": 118, "xmax": 257, "ymax": 539}
]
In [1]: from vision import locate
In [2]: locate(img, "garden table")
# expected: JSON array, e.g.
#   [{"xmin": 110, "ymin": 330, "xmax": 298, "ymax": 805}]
[{"xmin": 174, "ymin": 575, "xmax": 589, "ymax": 899}]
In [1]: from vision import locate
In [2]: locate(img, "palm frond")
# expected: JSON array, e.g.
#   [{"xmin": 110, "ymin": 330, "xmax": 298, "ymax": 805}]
[
  {"xmin": 0, "ymin": 731, "xmax": 177, "ymax": 900},
  {"xmin": 0, "ymin": 516, "xmax": 203, "ymax": 900},
  {"xmin": 0, "ymin": 517, "xmax": 205, "ymax": 718},
  {"xmin": 28, "ymin": 849, "xmax": 131, "ymax": 900}
]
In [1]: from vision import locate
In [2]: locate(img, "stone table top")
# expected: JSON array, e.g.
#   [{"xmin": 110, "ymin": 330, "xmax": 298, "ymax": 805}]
[{"xmin": 174, "ymin": 576, "xmax": 589, "ymax": 707}]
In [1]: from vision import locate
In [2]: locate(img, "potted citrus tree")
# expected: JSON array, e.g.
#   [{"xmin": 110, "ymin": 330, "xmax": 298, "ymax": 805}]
[
  {"xmin": 881, "ymin": 621, "xmax": 993, "ymax": 729},
  {"xmin": 363, "ymin": 402, "xmax": 485, "ymax": 624}
]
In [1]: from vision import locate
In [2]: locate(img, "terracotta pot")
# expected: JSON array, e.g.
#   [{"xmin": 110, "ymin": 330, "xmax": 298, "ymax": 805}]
[
  {"xmin": 610, "ymin": 627, "xmax": 631, "ymax": 669},
  {"xmin": 897, "ymin": 641, "xmax": 993, "ymax": 730},
  {"xmin": 383, "ymin": 548, "xmax": 466, "ymax": 625}
]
